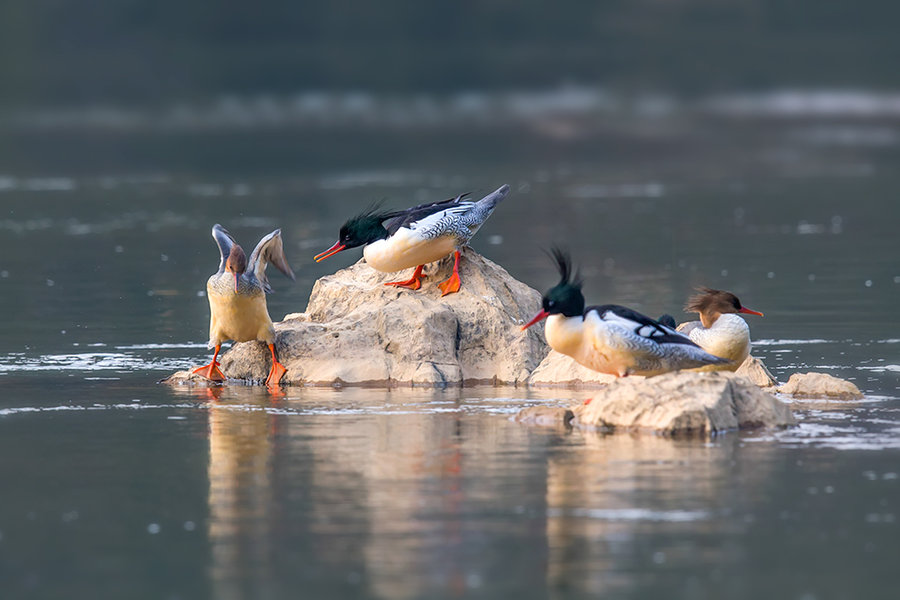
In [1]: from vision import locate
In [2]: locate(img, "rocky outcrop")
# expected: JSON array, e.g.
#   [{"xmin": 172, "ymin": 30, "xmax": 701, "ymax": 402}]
[
  {"xmin": 527, "ymin": 351, "xmax": 777, "ymax": 389},
  {"xmin": 166, "ymin": 248, "xmax": 549, "ymax": 386},
  {"xmin": 571, "ymin": 371, "xmax": 795, "ymax": 435},
  {"xmin": 777, "ymin": 372, "xmax": 863, "ymax": 399}
]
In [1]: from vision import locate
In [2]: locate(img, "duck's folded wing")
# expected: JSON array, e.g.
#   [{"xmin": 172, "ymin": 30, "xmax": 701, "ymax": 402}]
[
  {"xmin": 591, "ymin": 304, "xmax": 700, "ymax": 347},
  {"xmin": 212, "ymin": 224, "xmax": 237, "ymax": 275},
  {"xmin": 248, "ymin": 229, "xmax": 295, "ymax": 292},
  {"xmin": 383, "ymin": 193, "xmax": 471, "ymax": 235}
]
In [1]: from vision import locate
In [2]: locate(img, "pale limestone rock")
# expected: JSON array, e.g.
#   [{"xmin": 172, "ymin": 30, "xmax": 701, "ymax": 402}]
[
  {"xmin": 777, "ymin": 372, "xmax": 863, "ymax": 399},
  {"xmin": 572, "ymin": 371, "xmax": 795, "ymax": 435},
  {"xmin": 527, "ymin": 350, "xmax": 619, "ymax": 388},
  {"xmin": 166, "ymin": 248, "xmax": 548, "ymax": 386},
  {"xmin": 735, "ymin": 355, "xmax": 778, "ymax": 387}
]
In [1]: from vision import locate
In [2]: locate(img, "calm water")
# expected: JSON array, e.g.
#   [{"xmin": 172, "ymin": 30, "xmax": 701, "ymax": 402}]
[{"xmin": 1, "ymin": 92, "xmax": 899, "ymax": 599}]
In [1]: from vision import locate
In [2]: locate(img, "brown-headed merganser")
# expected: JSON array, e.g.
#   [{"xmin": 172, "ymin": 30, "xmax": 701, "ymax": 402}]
[
  {"xmin": 313, "ymin": 184, "xmax": 509, "ymax": 295},
  {"xmin": 193, "ymin": 224, "xmax": 295, "ymax": 385},
  {"xmin": 522, "ymin": 249, "xmax": 730, "ymax": 377},
  {"xmin": 676, "ymin": 288, "xmax": 764, "ymax": 371}
]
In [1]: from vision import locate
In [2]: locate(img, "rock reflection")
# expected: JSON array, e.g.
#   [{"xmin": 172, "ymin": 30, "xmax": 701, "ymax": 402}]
[{"xmin": 545, "ymin": 431, "xmax": 775, "ymax": 597}]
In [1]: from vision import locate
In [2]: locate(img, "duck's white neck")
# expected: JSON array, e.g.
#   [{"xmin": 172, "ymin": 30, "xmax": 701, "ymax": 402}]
[{"xmin": 544, "ymin": 313, "xmax": 585, "ymax": 357}]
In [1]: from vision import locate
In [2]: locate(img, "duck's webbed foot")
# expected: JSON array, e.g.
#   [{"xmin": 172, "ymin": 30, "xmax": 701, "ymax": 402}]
[
  {"xmin": 193, "ymin": 344, "xmax": 226, "ymax": 381},
  {"xmin": 384, "ymin": 264, "xmax": 425, "ymax": 290},
  {"xmin": 265, "ymin": 343, "xmax": 288, "ymax": 386},
  {"xmin": 437, "ymin": 250, "xmax": 462, "ymax": 296},
  {"xmin": 193, "ymin": 361, "xmax": 225, "ymax": 381}
]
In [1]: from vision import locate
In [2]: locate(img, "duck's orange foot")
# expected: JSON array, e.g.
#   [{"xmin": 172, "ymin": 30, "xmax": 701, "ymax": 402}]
[
  {"xmin": 384, "ymin": 277, "xmax": 421, "ymax": 290},
  {"xmin": 193, "ymin": 361, "xmax": 225, "ymax": 382},
  {"xmin": 384, "ymin": 264, "xmax": 424, "ymax": 291},
  {"xmin": 265, "ymin": 361, "xmax": 288, "ymax": 386},
  {"xmin": 438, "ymin": 272, "xmax": 461, "ymax": 296}
]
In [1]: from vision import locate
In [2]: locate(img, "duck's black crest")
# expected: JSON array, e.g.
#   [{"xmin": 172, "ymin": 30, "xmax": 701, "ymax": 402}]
[
  {"xmin": 348, "ymin": 200, "xmax": 394, "ymax": 227},
  {"xmin": 548, "ymin": 247, "xmax": 583, "ymax": 289}
]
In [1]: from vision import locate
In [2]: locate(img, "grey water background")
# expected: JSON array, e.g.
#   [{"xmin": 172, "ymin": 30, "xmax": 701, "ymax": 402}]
[{"xmin": 1, "ymin": 2, "xmax": 899, "ymax": 599}]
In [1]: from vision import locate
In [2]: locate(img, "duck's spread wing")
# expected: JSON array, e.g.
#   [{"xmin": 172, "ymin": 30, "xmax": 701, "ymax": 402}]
[
  {"xmin": 212, "ymin": 224, "xmax": 237, "ymax": 275},
  {"xmin": 590, "ymin": 304, "xmax": 700, "ymax": 348},
  {"xmin": 248, "ymin": 229, "xmax": 295, "ymax": 293},
  {"xmin": 382, "ymin": 193, "xmax": 471, "ymax": 235}
]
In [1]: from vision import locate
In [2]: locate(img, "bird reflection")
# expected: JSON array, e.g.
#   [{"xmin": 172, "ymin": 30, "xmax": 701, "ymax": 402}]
[{"xmin": 195, "ymin": 386, "xmax": 278, "ymax": 600}]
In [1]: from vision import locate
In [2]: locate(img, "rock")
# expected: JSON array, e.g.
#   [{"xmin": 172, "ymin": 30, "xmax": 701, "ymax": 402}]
[
  {"xmin": 527, "ymin": 350, "xmax": 619, "ymax": 388},
  {"xmin": 572, "ymin": 371, "xmax": 795, "ymax": 435},
  {"xmin": 159, "ymin": 370, "xmax": 221, "ymax": 386},
  {"xmin": 514, "ymin": 406, "xmax": 574, "ymax": 427},
  {"xmin": 735, "ymin": 355, "xmax": 778, "ymax": 387},
  {"xmin": 166, "ymin": 247, "xmax": 549, "ymax": 386},
  {"xmin": 777, "ymin": 372, "xmax": 863, "ymax": 399}
]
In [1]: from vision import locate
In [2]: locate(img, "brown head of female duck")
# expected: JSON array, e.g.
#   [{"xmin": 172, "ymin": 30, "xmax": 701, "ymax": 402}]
[
  {"xmin": 194, "ymin": 224, "xmax": 295, "ymax": 386},
  {"xmin": 676, "ymin": 288, "xmax": 764, "ymax": 370}
]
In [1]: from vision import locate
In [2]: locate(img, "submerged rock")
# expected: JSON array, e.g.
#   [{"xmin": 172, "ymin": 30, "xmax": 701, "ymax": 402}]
[
  {"xmin": 571, "ymin": 371, "xmax": 795, "ymax": 435},
  {"xmin": 514, "ymin": 406, "xmax": 575, "ymax": 427},
  {"xmin": 777, "ymin": 372, "xmax": 863, "ymax": 399},
  {"xmin": 167, "ymin": 248, "xmax": 548, "ymax": 386}
]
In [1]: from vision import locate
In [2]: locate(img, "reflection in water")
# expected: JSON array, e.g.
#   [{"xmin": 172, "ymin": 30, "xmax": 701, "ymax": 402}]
[
  {"xmin": 3, "ymin": 378, "xmax": 897, "ymax": 598},
  {"xmin": 155, "ymin": 384, "xmax": 899, "ymax": 598},
  {"xmin": 362, "ymin": 413, "xmax": 465, "ymax": 599},
  {"xmin": 544, "ymin": 431, "xmax": 775, "ymax": 598},
  {"xmin": 190, "ymin": 386, "xmax": 278, "ymax": 600}
]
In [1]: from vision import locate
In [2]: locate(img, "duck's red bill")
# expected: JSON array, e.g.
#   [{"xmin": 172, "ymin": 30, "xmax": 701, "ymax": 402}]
[
  {"xmin": 522, "ymin": 309, "xmax": 550, "ymax": 330},
  {"xmin": 314, "ymin": 242, "xmax": 346, "ymax": 262},
  {"xmin": 233, "ymin": 272, "xmax": 240, "ymax": 293},
  {"xmin": 739, "ymin": 307, "xmax": 764, "ymax": 317}
]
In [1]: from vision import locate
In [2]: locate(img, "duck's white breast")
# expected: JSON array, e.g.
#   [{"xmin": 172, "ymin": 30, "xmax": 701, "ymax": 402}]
[
  {"xmin": 687, "ymin": 313, "xmax": 751, "ymax": 365},
  {"xmin": 363, "ymin": 228, "xmax": 457, "ymax": 273}
]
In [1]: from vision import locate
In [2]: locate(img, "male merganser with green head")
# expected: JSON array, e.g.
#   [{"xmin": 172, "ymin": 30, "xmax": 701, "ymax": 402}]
[
  {"xmin": 676, "ymin": 288, "xmax": 764, "ymax": 371},
  {"xmin": 314, "ymin": 184, "xmax": 509, "ymax": 295},
  {"xmin": 193, "ymin": 224, "xmax": 295, "ymax": 386},
  {"xmin": 522, "ymin": 249, "xmax": 730, "ymax": 377}
]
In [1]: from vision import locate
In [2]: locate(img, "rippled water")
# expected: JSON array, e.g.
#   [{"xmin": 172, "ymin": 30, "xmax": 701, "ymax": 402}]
[{"xmin": 0, "ymin": 90, "xmax": 898, "ymax": 599}]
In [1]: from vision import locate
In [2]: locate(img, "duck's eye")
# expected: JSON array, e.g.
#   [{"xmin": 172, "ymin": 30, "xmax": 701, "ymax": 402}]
[{"xmin": 547, "ymin": 300, "xmax": 556, "ymax": 308}]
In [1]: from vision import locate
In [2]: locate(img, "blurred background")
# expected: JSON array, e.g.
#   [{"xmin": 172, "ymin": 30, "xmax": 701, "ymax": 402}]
[{"xmin": 0, "ymin": 0, "xmax": 897, "ymax": 384}]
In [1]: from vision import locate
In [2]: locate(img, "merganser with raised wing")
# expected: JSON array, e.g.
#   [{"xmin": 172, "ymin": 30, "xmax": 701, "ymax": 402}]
[{"xmin": 193, "ymin": 224, "xmax": 295, "ymax": 385}]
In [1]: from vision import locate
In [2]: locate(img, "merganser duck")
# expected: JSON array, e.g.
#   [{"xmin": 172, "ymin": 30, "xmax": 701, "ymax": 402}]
[
  {"xmin": 193, "ymin": 224, "xmax": 295, "ymax": 385},
  {"xmin": 522, "ymin": 249, "xmax": 730, "ymax": 377},
  {"xmin": 313, "ymin": 184, "xmax": 509, "ymax": 296},
  {"xmin": 676, "ymin": 288, "xmax": 764, "ymax": 371}
]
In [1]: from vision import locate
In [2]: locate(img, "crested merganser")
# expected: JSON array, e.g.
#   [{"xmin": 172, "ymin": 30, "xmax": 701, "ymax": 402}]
[
  {"xmin": 522, "ymin": 249, "xmax": 730, "ymax": 377},
  {"xmin": 313, "ymin": 184, "xmax": 509, "ymax": 296},
  {"xmin": 193, "ymin": 224, "xmax": 295, "ymax": 386},
  {"xmin": 676, "ymin": 288, "xmax": 764, "ymax": 371}
]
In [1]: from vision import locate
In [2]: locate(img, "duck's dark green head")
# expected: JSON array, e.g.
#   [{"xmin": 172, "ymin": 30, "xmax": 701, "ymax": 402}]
[
  {"xmin": 523, "ymin": 247, "xmax": 585, "ymax": 329},
  {"xmin": 314, "ymin": 206, "xmax": 392, "ymax": 262}
]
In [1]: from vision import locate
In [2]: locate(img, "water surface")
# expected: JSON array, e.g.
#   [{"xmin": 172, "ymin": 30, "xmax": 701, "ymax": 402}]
[{"xmin": 0, "ymin": 90, "xmax": 898, "ymax": 599}]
